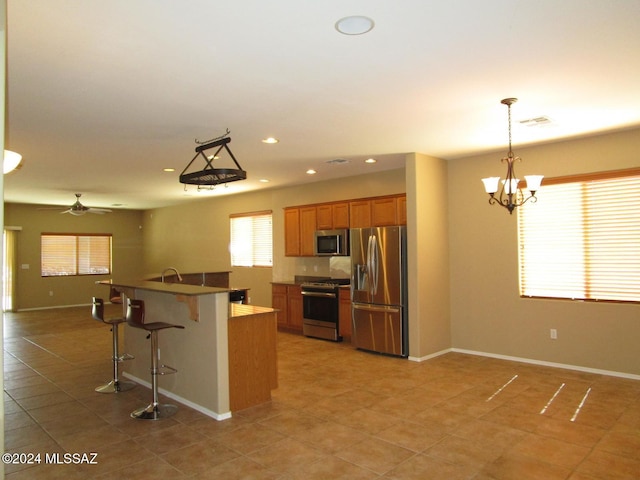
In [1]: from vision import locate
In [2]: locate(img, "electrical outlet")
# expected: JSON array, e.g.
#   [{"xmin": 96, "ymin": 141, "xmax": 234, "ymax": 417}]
[{"xmin": 550, "ymin": 328, "xmax": 557, "ymax": 339}]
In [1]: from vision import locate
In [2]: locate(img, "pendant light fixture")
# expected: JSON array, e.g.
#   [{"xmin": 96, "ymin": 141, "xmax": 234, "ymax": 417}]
[
  {"xmin": 3, "ymin": 150, "xmax": 23, "ymax": 174},
  {"xmin": 481, "ymin": 98, "xmax": 544, "ymax": 214},
  {"xmin": 179, "ymin": 131, "xmax": 246, "ymax": 188}
]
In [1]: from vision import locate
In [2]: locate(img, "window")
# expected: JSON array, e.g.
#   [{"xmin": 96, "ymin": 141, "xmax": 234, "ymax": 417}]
[
  {"xmin": 518, "ymin": 168, "xmax": 640, "ymax": 303},
  {"xmin": 229, "ymin": 211, "xmax": 272, "ymax": 267},
  {"xmin": 41, "ymin": 233, "xmax": 112, "ymax": 276}
]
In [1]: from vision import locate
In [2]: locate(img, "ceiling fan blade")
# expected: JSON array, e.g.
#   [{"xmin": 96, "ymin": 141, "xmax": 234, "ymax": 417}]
[
  {"xmin": 61, "ymin": 208, "xmax": 86, "ymax": 216},
  {"xmin": 41, "ymin": 194, "xmax": 112, "ymax": 215},
  {"xmin": 87, "ymin": 208, "xmax": 112, "ymax": 214}
]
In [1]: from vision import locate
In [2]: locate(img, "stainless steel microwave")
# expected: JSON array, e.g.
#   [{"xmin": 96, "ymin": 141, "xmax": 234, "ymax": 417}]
[{"xmin": 314, "ymin": 229, "xmax": 349, "ymax": 256}]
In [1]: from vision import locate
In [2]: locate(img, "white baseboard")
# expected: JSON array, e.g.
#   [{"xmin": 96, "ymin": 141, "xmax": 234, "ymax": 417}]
[
  {"xmin": 16, "ymin": 303, "xmax": 92, "ymax": 312},
  {"xmin": 451, "ymin": 348, "xmax": 640, "ymax": 381},
  {"xmin": 408, "ymin": 348, "xmax": 453, "ymax": 363},
  {"xmin": 122, "ymin": 372, "xmax": 232, "ymax": 421},
  {"xmin": 406, "ymin": 347, "xmax": 639, "ymax": 381}
]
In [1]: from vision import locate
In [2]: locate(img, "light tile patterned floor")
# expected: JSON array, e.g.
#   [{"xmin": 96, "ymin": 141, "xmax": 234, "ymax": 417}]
[{"xmin": 3, "ymin": 305, "xmax": 640, "ymax": 479}]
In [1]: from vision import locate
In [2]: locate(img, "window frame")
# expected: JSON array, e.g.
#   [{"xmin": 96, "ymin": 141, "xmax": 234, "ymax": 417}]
[
  {"xmin": 517, "ymin": 167, "xmax": 640, "ymax": 304},
  {"xmin": 229, "ymin": 210, "xmax": 273, "ymax": 268},
  {"xmin": 41, "ymin": 233, "xmax": 113, "ymax": 277}
]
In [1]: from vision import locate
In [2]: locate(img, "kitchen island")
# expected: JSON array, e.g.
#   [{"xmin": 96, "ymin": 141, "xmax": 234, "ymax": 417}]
[{"xmin": 100, "ymin": 279, "xmax": 277, "ymax": 419}]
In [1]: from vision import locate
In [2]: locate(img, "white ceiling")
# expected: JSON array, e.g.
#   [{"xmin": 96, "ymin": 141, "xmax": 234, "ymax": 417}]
[{"xmin": 5, "ymin": 0, "xmax": 640, "ymax": 210}]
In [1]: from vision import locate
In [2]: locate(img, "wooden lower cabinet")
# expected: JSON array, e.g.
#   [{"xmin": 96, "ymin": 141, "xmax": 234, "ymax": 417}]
[
  {"xmin": 287, "ymin": 285, "xmax": 303, "ymax": 331},
  {"xmin": 272, "ymin": 283, "xmax": 303, "ymax": 333},
  {"xmin": 339, "ymin": 287, "xmax": 352, "ymax": 339}
]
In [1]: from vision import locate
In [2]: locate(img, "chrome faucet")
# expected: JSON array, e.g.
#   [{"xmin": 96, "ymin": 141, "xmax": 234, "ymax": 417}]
[{"xmin": 161, "ymin": 267, "xmax": 183, "ymax": 283}]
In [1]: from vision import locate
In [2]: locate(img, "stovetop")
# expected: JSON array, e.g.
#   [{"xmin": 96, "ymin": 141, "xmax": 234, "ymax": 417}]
[{"xmin": 301, "ymin": 278, "xmax": 350, "ymax": 288}]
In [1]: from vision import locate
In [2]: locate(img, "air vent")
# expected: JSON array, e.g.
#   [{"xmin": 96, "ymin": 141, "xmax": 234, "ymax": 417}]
[
  {"xmin": 519, "ymin": 116, "xmax": 552, "ymax": 127},
  {"xmin": 326, "ymin": 158, "xmax": 350, "ymax": 165}
]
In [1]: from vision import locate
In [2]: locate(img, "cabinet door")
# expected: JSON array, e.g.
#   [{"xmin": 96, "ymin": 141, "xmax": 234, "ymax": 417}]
[
  {"xmin": 287, "ymin": 285, "xmax": 303, "ymax": 330},
  {"xmin": 272, "ymin": 284, "xmax": 288, "ymax": 327},
  {"xmin": 332, "ymin": 202, "xmax": 350, "ymax": 229},
  {"xmin": 316, "ymin": 204, "xmax": 333, "ymax": 230},
  {"xmin": 371, "ymin": 197, "xmax": 397, "ymax": 226},
  {"xmin": 299, "ymin": 207, "xmax": 317, "ymax": 256},
  {"xmin": 349, "ymin": 200, "xmax": 372, "ymax": 228},
  {"xmin": 339, "ymin": 288, "xmax": 352, "ymax": 338},
  {"xmin": 284, "ymin": 208, "xmax": 300, "ymax": 256},
  {"xmin": 397, "ymin": 195, "xmax": 407, "ymax": 225}
]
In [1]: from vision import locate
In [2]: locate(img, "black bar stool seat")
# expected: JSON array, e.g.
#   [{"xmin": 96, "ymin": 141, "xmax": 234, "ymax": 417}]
[
  {"xmin": 91, "ymin": 297, "xmax": 136, "ymax": 393},
  {"xmin": 126, "ymin": 299, "xmax": 184, "ymax": 420}
]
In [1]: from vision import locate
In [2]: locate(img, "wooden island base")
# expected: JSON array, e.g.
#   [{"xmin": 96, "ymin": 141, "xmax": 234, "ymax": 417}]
[
  {"xmin": 102, "ymin": 279, "xmax": 278, "ymax": 419},
  {"xmin": 228, "ymin": 304, "xmax": 278, "ymax": 411}
]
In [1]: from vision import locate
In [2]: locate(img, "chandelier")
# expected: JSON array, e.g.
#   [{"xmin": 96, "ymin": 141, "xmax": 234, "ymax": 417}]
[{"xmin": 481, "ymin": 98, "xmax": 543, "ymax": 214}]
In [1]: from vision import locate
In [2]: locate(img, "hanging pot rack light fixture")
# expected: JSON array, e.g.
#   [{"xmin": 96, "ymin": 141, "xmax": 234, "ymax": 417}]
[
  {"xmin": 179, "ymin": 130, "xmax": 246, "ymax": 189},
  {"xmin": 481, "ymin": 98, "xmax": 544, "ymax": 214}
]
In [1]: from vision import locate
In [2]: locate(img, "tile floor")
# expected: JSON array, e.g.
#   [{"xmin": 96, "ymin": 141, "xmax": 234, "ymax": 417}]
[{"xmin": 3, "ymin": 305, "xmax": 640, "ymax": 479}]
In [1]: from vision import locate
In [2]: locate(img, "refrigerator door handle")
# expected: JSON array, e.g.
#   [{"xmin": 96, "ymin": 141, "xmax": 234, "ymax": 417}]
[
  {"xmin": 366, "ymin": 235, "xmax": 374, "ymax": 296},
  {"xmin": 353, "ymin": 303, "xmax": 400, "ymax": 314},
  {"xmin": 371, "ymin": 234, "xmax": 378, "ymax": 295}
]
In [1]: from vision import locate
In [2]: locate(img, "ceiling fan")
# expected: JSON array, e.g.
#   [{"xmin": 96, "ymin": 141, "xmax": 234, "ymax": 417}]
[{"xmin": 43, "ymin": 193, "xmax": 112, "ymax": 216}]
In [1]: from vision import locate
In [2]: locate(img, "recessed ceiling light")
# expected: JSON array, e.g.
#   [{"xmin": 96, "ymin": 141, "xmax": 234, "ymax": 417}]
[
  {"xmin": 306, "ymin": 169, "xmax": 317, "ymax": 175},
  {"xmin": 259, "ymin": 178, "xmax": 270, "ymax": 183},
  {"xmin": 365, "ymin": 158, "xmax": 377, "ymax": 164},
  {"xmin": 163, "ymin": 168, "xmax": 175, "ymax": 172},
  {"xmin": 335, "ymin": 16, "xmax": 375, "ymax": 35},
  {"xmin": 262, "ymin": 137, "xmax": 279, "ymax": 144}
]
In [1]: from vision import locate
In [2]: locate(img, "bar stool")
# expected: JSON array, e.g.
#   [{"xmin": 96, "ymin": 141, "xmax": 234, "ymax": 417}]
[
  {"xmin": 125, "ymin": 299, "xmax": 185, "ymax": 420},
  {"xmin": 91, "ymin": 297, "xmax": 136, "ymax": 393}
]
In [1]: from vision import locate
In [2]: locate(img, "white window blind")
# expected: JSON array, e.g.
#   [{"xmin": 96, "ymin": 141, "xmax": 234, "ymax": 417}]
[
  {"xmin": 229, "ymin": 211, "xmax": 273, "ymax": 267},
  {"xmin": 518, "ymin": 169, "xmax": 640, "ymax": 303},
  {"xmin": 41, "ymin": 234, "xmax": 112, "ymax": 276}
]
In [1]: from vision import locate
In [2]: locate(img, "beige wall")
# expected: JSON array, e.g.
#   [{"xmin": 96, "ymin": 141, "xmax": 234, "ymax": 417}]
[
  {"xmin": 142, "ymin": 168, "xmax": 407, "ymax": 308},
  {"xmin": 5, "ymin": 127, "xmax": 639, "ymax": 376},
  {"xmin": 406, "ymin": 153, "xmax": 451, "ymax": 359},
  {"xmin": 3, "ymin": 204, "xmax": 144, "ymax": 309},
  {"xmin": 448, "ymin": 128, "xmax": 640, "ymax": 376}
]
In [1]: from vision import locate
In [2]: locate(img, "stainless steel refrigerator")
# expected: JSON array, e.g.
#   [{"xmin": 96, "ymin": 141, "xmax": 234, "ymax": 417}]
[{"xmin": 350, "ymin": 226, "xmax": 408, "ymax": 357}]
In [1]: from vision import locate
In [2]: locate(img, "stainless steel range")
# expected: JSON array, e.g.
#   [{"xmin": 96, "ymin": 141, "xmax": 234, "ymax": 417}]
[{"xmin": 301, "ymin": 278, "xmax": 349, "ymax": 341}]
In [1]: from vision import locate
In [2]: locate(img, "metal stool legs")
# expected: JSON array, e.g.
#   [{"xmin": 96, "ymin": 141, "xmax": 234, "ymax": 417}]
[
  {"xmin": 130, "ymin": 329, "xmax": 178, "ymax": 420},
  {"xmin": 95, "ymin": 321, "xmax": 136, "ymax": 393}
]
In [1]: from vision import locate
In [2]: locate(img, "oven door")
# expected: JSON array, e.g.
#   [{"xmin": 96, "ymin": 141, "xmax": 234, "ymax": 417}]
[{"xmin": 301, "ymin": 289, "xmax": 340, "ymax": 341}]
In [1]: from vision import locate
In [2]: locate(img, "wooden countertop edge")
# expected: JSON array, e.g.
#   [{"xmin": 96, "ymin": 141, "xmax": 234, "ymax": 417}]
[
  {"xmin": 100, "ymin": 279, "xmax": 232, "ymax": 296},
  {"xmin": 230, "ymin": 304, "xmax": 278, "ymax": 318}
]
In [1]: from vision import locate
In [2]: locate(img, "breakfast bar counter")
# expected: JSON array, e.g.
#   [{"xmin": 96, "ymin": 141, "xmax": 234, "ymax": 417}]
[{"xmin": 100, "ymin": 279, "xmax": 277, "ymax": 419}]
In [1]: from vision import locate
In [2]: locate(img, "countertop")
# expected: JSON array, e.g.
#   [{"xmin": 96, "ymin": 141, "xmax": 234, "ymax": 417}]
[
  {"xmin": 100, "ymin": 279, "xmax": 232, "ymax": 296},
  {"xmin": 230, "ymin": 303, "xmax": 277, "ymax": 318}
]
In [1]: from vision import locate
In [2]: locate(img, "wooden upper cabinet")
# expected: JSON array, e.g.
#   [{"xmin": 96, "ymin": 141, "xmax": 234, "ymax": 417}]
[
  {"xmin": 284, "ymin": 208, "xmax": 300, "ymax": 256},
  {"xmin": 317, "ymin": 202, "xmax": 349, "ymax": 230},
  {"xmin": 316, "ymin": 204, "xmax": 333, "ymax": 230},
  {"xmin": 287, "ymin": 195, "xmax": 406, "ymax": 256},
  {"xmin": 299, "ymin": 206, "xmax": 317, "ymax": 256},
  {"xmin": 332, "ymin": 202, "xmax": 350, "ymax": 229},
  {"xmin": 371, "ymin": 196, "xmax": 398, "ymax": 226},
  {"xmin": 349, "ymin": 200, "xmax": 372, "ymax": 228},
  {"xmin": 397, "ymin": 195, "xmax": 407, "ymax": 225}
]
